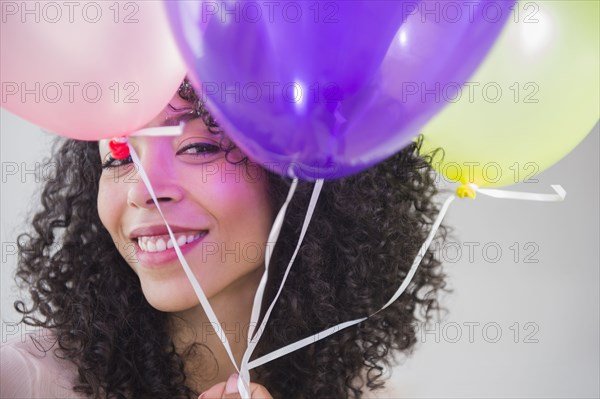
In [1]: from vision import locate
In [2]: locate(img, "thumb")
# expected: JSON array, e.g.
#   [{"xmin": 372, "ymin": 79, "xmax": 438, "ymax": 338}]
[
  {"xmin": 224, "ymin": 373, "xmax": 240, "ymax": 396},
  {"xmin": 197, "ymin": 373, "xmax": 240, "ymax": 398}
]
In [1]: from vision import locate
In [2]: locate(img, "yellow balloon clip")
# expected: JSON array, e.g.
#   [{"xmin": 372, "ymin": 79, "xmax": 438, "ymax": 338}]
[{"xmin": 456, "ymin": 183, "xmax": 477, "ymax": 199}]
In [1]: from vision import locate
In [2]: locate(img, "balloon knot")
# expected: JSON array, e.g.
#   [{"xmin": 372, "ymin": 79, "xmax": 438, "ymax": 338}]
[{"xmin": 456, "ymin": 183, "xmax": 477, "ymax": 199}]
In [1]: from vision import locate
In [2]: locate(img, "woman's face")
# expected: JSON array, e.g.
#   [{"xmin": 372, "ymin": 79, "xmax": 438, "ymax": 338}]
[{"xmin": 97, "ymin": 94, "xmax": 273, "ymax": 312}]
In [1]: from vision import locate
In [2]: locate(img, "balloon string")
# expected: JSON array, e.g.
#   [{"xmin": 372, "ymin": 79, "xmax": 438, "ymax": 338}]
[
  {"xmin": 246, "ymin": 183, "xmax": 566, "ymax": 370},
  {"xmin": 246, "ymin": 178, "xmax": 299, "ymax": 343},
  {"xmin": 245, "ymin": 193, "xmax": 454, "ymax": 370},
  {"xmin": 237, "ymin": 177, "xmax": 299, "ymax": 394},
  {"xmin": 239, "ymin": 179, "xmax": 324, "ymax": 393},
  {"xmin": 464, "ymin": 183, "xmax": 566, "ymax": 201}
]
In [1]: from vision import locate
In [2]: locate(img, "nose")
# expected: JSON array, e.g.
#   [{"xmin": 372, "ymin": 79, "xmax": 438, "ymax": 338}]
[{"xmin": 126, "ymin": 140, "xmax": 184, "ymax": 209}]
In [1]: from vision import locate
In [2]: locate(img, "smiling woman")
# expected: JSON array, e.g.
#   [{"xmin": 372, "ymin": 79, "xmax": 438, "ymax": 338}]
[
  {"xmin": 1, "ymin": 79, "xmax": 449, "ymax": 398},
  {"xmin": 96, "ymin": 99, "xmax": 273, "ymax": 315}
]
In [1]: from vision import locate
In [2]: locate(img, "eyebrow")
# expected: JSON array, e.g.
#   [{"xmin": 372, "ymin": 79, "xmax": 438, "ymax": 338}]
[{"xmin": 164, "ymin": 103, "xmax": 198, "ymax": 126}]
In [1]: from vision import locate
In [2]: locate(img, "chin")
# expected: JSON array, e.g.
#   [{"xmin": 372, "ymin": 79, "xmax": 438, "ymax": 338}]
[
  {"xmin": 145, "ymin": 294, "xmax": 199, "ymax": 313},
  {"xmin": 139, "ymin": 281, "xmax": 200, "ymax": 313}
]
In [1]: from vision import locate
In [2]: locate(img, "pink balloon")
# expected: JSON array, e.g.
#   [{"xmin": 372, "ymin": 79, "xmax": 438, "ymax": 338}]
[{"xmin": 0, "ymin": 1, "xmax": 186, "ymax": 140}]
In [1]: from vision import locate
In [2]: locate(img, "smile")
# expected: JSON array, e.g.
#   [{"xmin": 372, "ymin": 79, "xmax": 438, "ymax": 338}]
[{"xmin": 137, "ymin": 231, "xmax": 208, "ymax": 253}]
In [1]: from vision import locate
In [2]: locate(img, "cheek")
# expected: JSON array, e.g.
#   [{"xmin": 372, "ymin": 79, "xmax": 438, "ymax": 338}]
[
  {"xmin": 246, "ymin": 182, "xmax": 272, "ymax": 229},
  {"xmin": 225, "ymin": 174, "xmax": 272, "ymax": 236},
  {"xmin": 199, "ymin": 168, "xmax": 272, "ymax": 234}
]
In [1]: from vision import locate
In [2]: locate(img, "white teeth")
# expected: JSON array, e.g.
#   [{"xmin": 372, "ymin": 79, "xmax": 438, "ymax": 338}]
[
  {"xmin": 137, "ymin": 231, "xmax": 206, "ymax": 253},
  {"xmin": 147, "ymin": 240, "xmax": 156, "ymax": 252}
]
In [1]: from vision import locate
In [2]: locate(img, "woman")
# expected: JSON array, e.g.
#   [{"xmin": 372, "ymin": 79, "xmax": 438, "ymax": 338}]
[{"xmin": 1, "ymin": 79, "xmax": 448, "ymax": 398}]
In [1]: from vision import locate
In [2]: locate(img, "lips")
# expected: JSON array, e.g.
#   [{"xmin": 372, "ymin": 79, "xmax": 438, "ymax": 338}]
[
  {"xmin": 126, "ymin": 224, "xmax": 210, "ymax": 266},
  {"xmin": 137, "ymin": 231, "xmax": 207, "ymax": 253}
]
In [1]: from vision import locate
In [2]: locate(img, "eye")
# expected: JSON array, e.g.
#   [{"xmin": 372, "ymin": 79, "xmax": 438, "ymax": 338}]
[
  {"xmin": 101, "ymin": 154, "xmax": 132, "ymax": 169},
  {"xmin": 176, "ymin": 142, "xmax": 222, "ymax": 160}
]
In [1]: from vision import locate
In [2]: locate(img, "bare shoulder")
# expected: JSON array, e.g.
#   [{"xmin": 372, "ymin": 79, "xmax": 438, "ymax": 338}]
[{"xmin": 1, "ymin": 327, "xmax": 84, "ymax": 398}]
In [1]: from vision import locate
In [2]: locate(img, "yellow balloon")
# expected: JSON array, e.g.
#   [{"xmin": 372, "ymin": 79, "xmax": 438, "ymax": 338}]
[{"xmin": 421, "ymin": 0, "xmax": 599, "ymax": 188}]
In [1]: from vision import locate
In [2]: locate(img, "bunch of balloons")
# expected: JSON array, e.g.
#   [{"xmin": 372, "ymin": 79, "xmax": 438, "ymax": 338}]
[{"xmin": 1, "ymin": 0, "xmax": 598, "ymax": 184}]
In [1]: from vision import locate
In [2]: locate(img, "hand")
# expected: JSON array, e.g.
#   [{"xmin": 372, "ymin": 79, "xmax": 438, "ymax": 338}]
[{"xmin": 199, "ymin": 373, "xmax": 273, "ymax": 399}]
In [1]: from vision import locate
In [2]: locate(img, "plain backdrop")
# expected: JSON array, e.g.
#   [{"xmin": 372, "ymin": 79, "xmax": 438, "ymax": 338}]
[{"xmin": 1, "ymin": 107, "xmax": 598, "ymax": 398}]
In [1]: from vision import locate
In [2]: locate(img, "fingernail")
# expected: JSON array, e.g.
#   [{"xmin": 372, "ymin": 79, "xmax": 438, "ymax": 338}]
[
  {"xmin": 198, "ymin": 393, "xmax": 206, "ymax": 399},
  {"xmin": 225, "ymin": 373, "xmax": 239, "ymax": 394}
]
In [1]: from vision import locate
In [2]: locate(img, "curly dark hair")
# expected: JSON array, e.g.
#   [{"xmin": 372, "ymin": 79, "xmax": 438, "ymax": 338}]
[{"xmin": 13, "ymin": 79, "xmax": 449, "ymax": 398}]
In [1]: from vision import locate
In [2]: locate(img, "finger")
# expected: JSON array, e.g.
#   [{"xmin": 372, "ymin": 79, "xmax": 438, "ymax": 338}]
[
  {"xmin": 198, "ymin": 381, "xmax": 226, "ymax": 399},
  {"xmin": 221, "ymin": 384, "xmax": 272, "ymax": 399},
  {"xmin": 221, "ymin": 375, "xmax": 272, "ymax": 399},
  {"xmin": 200, "ymin": 374, "xmax": 273, "ymax": 399},
  {"xmin": 221, "ymin": 373, "xmax": 241, "ymax": 398}
]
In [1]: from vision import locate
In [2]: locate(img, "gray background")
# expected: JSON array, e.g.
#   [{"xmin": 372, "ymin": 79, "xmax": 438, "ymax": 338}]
[{"xmin": 1, "ymin": 108, "xmax": 598, "ymax": 398}]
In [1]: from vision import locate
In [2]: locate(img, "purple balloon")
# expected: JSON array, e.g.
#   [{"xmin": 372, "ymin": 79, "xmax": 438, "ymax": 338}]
[{"xmin": 165, "ymin": 0, "xmax": 515, "ymax": 180}]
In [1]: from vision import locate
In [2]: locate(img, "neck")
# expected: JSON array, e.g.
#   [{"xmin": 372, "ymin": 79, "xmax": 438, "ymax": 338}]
[{"xmin": 169, "ymin": 266, "xmax": 264, "ymax": 392}]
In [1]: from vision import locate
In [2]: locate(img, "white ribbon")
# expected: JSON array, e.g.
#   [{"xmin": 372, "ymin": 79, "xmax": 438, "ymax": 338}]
[
  {"xmin": 471, "ymin": 183, "xmax": 566, "ymax": 201},
  {"xmin": 239, "ymin": 179, "xmax": 324, "ymax": 392},
  {"xmin": 125, "ymin": 140, "xmax": 565, "ymax": 398},
  {"xmin": 246, "ymin": 183, "xmax": 566, "ymax": 371},
  {"xmin": 246, "ymin": 191, "xmax": 456, "ymax": 370},
  {"xmin": 129, "ymin": 122, "xmax": 185, "ymax": 137}
]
